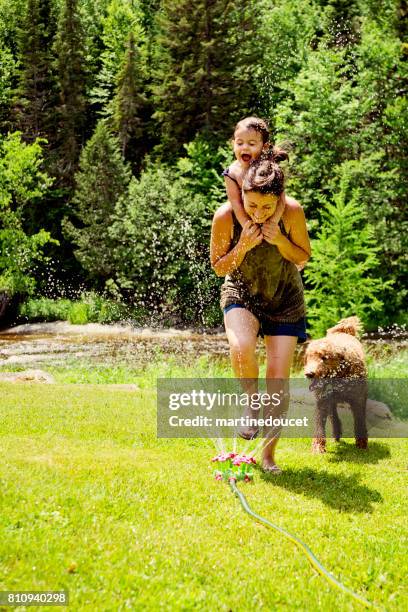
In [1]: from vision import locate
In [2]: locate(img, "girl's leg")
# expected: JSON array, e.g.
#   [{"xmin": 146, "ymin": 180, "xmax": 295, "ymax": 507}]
[
  {"xmin": 262, "ymin": 335, "xmax": 298, "ymax": 471},
  {"xmin": 224, "ymin": 308, "xmax": 260, "ymax": 437}
]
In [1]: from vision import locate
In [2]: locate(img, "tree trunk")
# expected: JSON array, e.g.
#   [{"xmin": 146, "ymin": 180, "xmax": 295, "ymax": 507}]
[{"xmin": 0, "ymin": 291, "xmax": 21, "ymax": 329}]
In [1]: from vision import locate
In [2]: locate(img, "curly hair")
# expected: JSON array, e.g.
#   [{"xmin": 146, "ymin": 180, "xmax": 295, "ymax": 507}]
[{"xmin": 242, "ymin": 149, "xmax": 288, "ymax": 195}]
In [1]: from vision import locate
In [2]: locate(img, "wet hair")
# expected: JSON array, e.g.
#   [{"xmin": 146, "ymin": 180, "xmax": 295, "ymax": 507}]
[
  {"xmin": 242, "ymin": 148, "xmax": 289, "ymax": 195},
  {"xmin": 233, "ymin": 116, "xmax": 270, "ymax": 144}
]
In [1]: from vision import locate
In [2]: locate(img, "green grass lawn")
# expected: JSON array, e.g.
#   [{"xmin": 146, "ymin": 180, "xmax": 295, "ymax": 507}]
[{"xmin": 1, "ymin": 378, "xmax": 407, "ymax": 611}]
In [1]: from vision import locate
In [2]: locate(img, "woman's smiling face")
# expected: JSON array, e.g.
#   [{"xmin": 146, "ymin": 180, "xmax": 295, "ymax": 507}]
[
  {"xmin": 233, "ymin": 127, "xmax": 265, "ymax": 166},
  {"xmin": 243, "ymin": 191, "xmax": 279, "ymax": 224}
]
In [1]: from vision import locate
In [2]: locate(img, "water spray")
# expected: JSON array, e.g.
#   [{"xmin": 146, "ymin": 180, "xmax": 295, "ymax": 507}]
[{"xmin": 211, "ymin": 452, "xmax": 376, "ymax": 609}]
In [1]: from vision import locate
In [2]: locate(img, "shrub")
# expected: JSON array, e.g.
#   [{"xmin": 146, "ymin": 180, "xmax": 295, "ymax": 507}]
[
  {"xmin": 0, "ymin": 132, "xmax": 55, "ymax": 301},
  {"xmin": 19, "ymin": 298, "xmax": 72, "ymax": 322},
  {"xmin": 68, "ymin": 302, "xmax": 89, "ymax": 325},
  {"xmin": 110, "ymin": 162, "xmax": 222, "ymax": 325},
  {"xmin": 19, "ymin": 293, "xmax": 141, "ymax": 326},
  {"xmin": 81, "ymin": 291, "xmax": 131, "ymax": 324}
]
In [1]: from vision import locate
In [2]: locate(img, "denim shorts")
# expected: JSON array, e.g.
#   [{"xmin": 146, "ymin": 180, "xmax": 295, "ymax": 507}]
[{"xmin": 223, "ymin": 303, "xmax": 308, "ymax": 343}]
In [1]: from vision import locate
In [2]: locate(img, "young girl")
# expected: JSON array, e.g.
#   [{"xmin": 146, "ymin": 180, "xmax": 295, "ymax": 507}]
[
  {"xmin": 223, "ymin": 116, "xmax": 287, "ymax": 228},
  {"xmin": 211, "ymin": 152, "xmax": 311, "ymax": 472}
]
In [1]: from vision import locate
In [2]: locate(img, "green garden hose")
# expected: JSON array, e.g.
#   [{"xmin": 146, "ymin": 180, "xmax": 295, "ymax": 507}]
[{"xmin": 229, "ymin": 479, "xmax": 376, "ymax": 609}]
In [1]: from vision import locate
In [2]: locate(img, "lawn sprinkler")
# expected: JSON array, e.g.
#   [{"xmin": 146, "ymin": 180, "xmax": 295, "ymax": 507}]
[
  {"xmin": 211, "ymin": 452, "xmax": 375, "ymax": 609},
  {"xmin": 211, "ymin": 452, "xmax": 256, "ymax": 483}
]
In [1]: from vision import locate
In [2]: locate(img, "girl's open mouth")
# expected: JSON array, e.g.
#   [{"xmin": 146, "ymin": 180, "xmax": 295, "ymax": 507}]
[{"xmin": 241, "ymin": 154, "xmax": 251, "ymax": 162}]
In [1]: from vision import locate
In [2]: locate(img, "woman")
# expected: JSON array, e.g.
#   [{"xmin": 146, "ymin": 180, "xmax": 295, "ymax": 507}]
[{"xmin": 210, "ymin": 151, "xmax": 311, "ymax": 472}]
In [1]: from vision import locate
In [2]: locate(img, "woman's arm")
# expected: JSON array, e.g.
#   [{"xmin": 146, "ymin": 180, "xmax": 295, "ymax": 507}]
[
  {"xmin": 262, "ymin": 201, "xmax": 311, "ymax": 266},
  {"xmin": 210, "ymin": 204, "xmax": 262, "ymax": 277}
]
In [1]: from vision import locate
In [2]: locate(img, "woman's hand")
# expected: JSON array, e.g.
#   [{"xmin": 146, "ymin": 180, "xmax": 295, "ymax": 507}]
[
  {"xmin": 238, "ymin": 220, "xmax": 263, "ymax": 253},
  {"xmin": 261, "ymin": 219, "xmax": 283, "ymax": 245}
]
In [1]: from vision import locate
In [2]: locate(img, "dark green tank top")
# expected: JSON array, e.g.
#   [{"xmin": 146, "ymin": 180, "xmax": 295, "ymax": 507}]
[{"xmin": 220, "ymin": 213, "xmax": 305, "ymax": 323}]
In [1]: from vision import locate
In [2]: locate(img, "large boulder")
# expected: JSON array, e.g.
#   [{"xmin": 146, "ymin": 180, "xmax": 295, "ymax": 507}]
[{"xmin": 0, "ymin": 369, "xmax": 55, "ymax": 383}]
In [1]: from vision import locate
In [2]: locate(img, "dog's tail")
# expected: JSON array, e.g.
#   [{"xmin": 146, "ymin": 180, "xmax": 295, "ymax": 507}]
[{"xmin": 327, "ymin": 316, "xmax": 362, "ymax": 336}]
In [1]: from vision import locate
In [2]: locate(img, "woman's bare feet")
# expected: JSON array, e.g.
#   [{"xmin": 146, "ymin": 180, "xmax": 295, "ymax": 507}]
[
  {"xmin": 237, "ymin": 404, "xmax": 260, "ymax": 440},
  {"xmin": 261, "ymin": 436, "xmax": 281, "ymax": 473},
  {"xmin": 261, "ymin": 456, "xmax": 282, "ymax": 474},
  {"xmin": 238, "ymin": 427, "xmax": 259, "ymax": 440}
]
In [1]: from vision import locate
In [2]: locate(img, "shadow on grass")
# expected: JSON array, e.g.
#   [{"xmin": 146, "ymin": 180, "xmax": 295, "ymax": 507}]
[
  {"xmin": 259, "ymin": 466, "xmax": 382, "ymax": 513},
  {"xmin": 327, "ymin": 440, "xmax": 391, "ymax": 464}
]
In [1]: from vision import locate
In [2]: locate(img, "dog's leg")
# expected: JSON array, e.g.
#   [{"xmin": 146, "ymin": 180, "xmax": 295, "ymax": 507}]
[
  {"xmin": 330, "ymin": 404, "xmax": 342, "ymax": 442},
  {"xmin": 352, "ymin": 382, "xmax": 368, "ymax": 449},
  {"xmin": 312, "ymin": 437, "xmax": 326, "ymax": 453},
  {"xmin": 312, "ymin": 397, "xmax": 330, "ymax": 453}
]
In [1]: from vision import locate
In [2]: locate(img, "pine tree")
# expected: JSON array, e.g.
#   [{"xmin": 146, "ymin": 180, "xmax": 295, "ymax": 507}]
[
  {"xmin": 112, "ymin": 31, "xmax": 148, "ymax": 171},
  {"xmin": 255, "ymin": 0, "xmax": 323, "ymax": 115},
  {"xmin": 275, "ymin": 47, "xmax": 357, "ymax": 213},
  {"xmin": 138, "ymin": 0, "xmax": 161, "ymax": 32},
  {"xmin": 90, "ymin": 0, "xmax": 144, "ymax": 116},
  {"xmin": 275, "ymin": 17, "xmax": 407, "ymax": 323},
  {"xmin": 303, "ymin": 170, "xmax": 390, "ymax": 337},
  {"xmin": 62, "ymin": 121, "xmax": 131, "ymax": 284},
  {"xmin": 319, "ymin": 0, "xmax": 361, "ymax": 47},
  {"xmin": 13, "ymin": 0, "xmax": 58, "ymax": 144},
  {"xmin": 0, "ymin": 44, "xmax": 16, "ymax": 129},
  {"xmin": 153, "ymin": 0, "xmax": 258, "ymax": 155},
  {"xmin": 53, "ymin": 0, "xmax": 88, "ymax": 184}
]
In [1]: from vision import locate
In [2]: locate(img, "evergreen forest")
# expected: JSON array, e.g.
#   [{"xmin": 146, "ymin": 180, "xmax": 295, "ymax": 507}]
[{"xmin": 0, "ymin": 0, "xmax": 407, "ymax": 335}]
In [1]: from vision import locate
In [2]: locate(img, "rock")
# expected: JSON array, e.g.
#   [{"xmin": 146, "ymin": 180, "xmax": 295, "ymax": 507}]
[
  {"xmin": 0, "ymin": 369, "xmax": 55, "ymax": 384},
  {"xmin": 337, "ymin": 398, "xmax": 392, "ymax": 420},
  {"xmin": 366, "ymin": 398, "xmax": 392, "ymax": 420}
]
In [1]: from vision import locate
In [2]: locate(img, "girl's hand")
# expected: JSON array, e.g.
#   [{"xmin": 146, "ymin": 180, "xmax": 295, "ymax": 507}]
[
  {"xmin": 261, "ymin": 219, "xmax": 283, "ymax": 245},
  {"xmin": 239, "ymin": 220, "xmax": 263, "ymax": 253}
]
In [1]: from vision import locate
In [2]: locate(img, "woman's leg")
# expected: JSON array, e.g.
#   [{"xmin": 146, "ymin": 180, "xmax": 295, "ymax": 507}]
[
  {"xmin": 262, "ymin": 335, "xmax": 298, "ymax": 470},
  {"xmin": 224, "ymin": 307, "xmax": 260, "ymax": 379},
  {"xmin": 224, "ymin": 307, "xmax": 260, "ymax": 437}
]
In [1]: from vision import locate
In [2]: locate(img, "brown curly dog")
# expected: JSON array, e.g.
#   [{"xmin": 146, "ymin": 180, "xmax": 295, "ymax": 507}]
[{"xmin": 304, "ymin": 316, "xmax": 368, "ymax": 453}]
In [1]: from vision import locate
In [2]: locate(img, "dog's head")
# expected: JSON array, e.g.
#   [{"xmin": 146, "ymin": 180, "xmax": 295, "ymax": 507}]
[{"xmin": 304, "ymin": 338, "xmax": 352, "ymax": 390}]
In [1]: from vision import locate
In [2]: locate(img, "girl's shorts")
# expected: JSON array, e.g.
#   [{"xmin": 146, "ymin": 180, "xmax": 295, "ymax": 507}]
[{"xmin": 223, "ymin": 303, "xmax": 308, "ymax": 343}]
